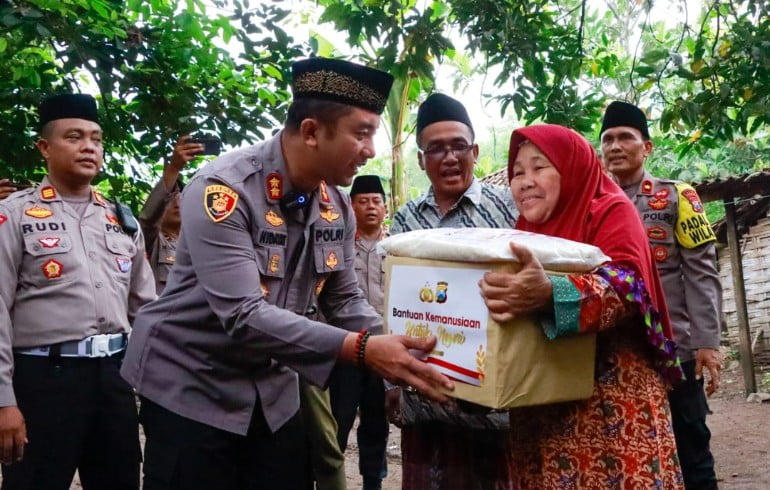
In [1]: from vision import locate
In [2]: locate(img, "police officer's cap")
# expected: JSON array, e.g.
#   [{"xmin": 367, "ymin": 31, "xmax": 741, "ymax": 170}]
[
  {"xmin": 416, "ymin": 93, "xmax": 474, "ymax": 139},
  {"xmin": 38, "ymin": 93, "xmax": 99, "ymax": 131},
  {"xmin": 291, "ymin": 57, "xmax": 394, "ymax": 115},
  {"xmin": 350, "ymin": 175, "xmax": 385, "ymax": 197},
  {"xmin": 600, "ymin": 101, "xmax": 650, "ymax": 140}
]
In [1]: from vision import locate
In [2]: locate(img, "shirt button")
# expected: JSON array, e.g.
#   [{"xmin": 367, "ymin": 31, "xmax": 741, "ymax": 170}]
[
  {"xmin": 98, "ymin": 317, "xmax": 106, "ymax": 324},
  {"xmin": 95, "ymin": 282, "xmax": 103, "ymax": 288},
  {"xmin": 88, "ymin": 252, "xmax": 96, "ymax": 259},
  {"xmin": 305, "ymin": 305, "xmax": 318, "ymax": 316}
]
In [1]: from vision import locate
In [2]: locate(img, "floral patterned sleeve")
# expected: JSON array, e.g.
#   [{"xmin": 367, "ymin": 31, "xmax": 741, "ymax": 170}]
[
  {"xmin": 544, "ymin": 263, "xmax": 684, "ymax": 384},
  {"xmin": 544, "ymin": 269, "xmax": 628, "ymax": 340}
]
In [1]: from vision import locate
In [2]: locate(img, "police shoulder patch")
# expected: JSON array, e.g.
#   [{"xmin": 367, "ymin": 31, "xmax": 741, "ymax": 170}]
[{"xmin": 204, "ymin": 185, "xmax": 239, "ymax": 222}]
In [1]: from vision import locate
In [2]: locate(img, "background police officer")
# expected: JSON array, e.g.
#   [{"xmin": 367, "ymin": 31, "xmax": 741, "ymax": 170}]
[
  {"xmin": 329, "ymin": 174, "xmax": 390, "ymax": 490},
  {"xmin": 139, "ymin": 135, "xmax": 204, "ymax": 294},
  {"xmin": 601, "ymin": 101, "xmax": 722, "ymax": 490},
  {"xmin": 0, "ymin": 94, "xmax": 156, "ymax": 489},
  {"xmin": 120, "ymin": 58, "xmax": 453, "ymax": 490}
]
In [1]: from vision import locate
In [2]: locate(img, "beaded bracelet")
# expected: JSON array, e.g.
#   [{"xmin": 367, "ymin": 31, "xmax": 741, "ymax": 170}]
[{"xmin": 355, "ymin": 330, "xmax": 371, "ymax": 367}]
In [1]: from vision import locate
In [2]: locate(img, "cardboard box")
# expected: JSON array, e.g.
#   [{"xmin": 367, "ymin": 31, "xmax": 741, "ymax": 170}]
[{"xmin": 384, "ymin": 255, "xmax": 596, "ymax": 409}]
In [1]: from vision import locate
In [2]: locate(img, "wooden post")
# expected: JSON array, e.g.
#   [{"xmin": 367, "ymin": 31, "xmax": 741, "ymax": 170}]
[{"xmin": 723, "ymin": 197, "xmax": 757, "ymax": 395}]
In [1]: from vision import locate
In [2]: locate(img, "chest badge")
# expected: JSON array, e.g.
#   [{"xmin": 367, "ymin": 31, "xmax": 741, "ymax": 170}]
[
  {"xmin": 106, "ymin": 214, "xmax": 120, "ymax": 225},
  {"xmin": 38, "ymin": 237, "xmax": 61, "ymax": 248},
  {"xmin": 646, "ymin": 226, "xmax": 667, "ymax": 240},
  {"xmin": 25, "ymin": 206, "xmax": 53, "ymax": 219},
  {"xmin": 204, "ymin": 185, "xmax": 239, "ymax": 223},
  {"xmin": 320, "ymin": 207, "xmax": 340, "ymax": 224},
  {"xmin": 41, "ymin": 259, "xmax": 63, "ymax": 279},
  {"xmin": 268, "ymin": 253, "xmax": 280, "ymax": 273},
  {"xmin": 40, "ymin": 186, "xmax": 57, "ymax": 200},
  {"xmin": 647, "ymin": 188, "xmax": 669, "ymax": 210},
  {"xmin": 116, "ymin": 257, "xmax": 132, "ymax": 273},
  {"xmin": 325, "ymin": 251, "xmax": 339, "ymax": 270},
  {"xmin": 266, "ymin": 172, "xmax": 283, "ymax": 200},
  {"xmin": 652, "ymin": 246, "xmax": 669, "ymax": 262},
  {"xmin": 265, "ymin": 210, "xmax": 284, "ymax": 227}
]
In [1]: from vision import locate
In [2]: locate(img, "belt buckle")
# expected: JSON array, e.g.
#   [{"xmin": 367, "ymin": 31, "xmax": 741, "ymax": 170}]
[{"xmin": 90, "ymin": 335, "xmax": 111, "ymax": 357}]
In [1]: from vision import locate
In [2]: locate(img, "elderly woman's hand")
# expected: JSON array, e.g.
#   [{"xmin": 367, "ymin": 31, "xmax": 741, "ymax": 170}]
[{"xmin": 479, "ymin": 242, "xmax": 553, "ymax": 323}]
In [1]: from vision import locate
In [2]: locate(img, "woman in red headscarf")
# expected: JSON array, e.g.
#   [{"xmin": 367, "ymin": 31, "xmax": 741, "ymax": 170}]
[{"xmin": 479, "ymin": 124, "xmax": 684, "ymax": 489}]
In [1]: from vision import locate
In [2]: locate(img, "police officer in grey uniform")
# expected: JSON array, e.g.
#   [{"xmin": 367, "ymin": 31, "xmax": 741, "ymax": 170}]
[
  {"xmin": 120, "ymin": 57, "xmax": 453, "ymax": 490},
  {"xmin": 139, "ymin": 135, "xmax": 204, "ymax": 294},
  {"xmin": 329, "ymin": 175, "xmax": 389, "ymax": 490},
  {"xmin": 601, "ymin": 101, "xmax": 721, "ymax": 490},
  {"xmin": 0, "ymin": 94, "xmax": 156, "ymax": 490}
]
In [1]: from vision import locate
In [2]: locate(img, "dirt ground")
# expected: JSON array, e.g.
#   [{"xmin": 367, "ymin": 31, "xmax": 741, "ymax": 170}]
[
  {"xmin": 4, "ymin": 358, "xmax": 768, "ymax": 489},
  {"xmin": 343, "ymin": 359, "xmax": 770, "ymax": 490}
]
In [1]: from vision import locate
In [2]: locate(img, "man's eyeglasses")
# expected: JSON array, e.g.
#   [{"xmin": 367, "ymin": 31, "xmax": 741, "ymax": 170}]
[{"xmin": 420, "ymin": 142, "xmax": 473, "ymax": 162}]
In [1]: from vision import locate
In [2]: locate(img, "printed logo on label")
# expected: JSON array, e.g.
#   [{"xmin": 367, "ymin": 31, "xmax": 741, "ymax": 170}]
[{"xmin": 681, "ymin": 188, "xmax": 704, "ymax": 213}]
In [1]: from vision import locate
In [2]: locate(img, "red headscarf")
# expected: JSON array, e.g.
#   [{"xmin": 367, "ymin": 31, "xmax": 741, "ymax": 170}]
[{"xmin": 507, "ymin": 124, "xmax": 673, "ymax": 340}]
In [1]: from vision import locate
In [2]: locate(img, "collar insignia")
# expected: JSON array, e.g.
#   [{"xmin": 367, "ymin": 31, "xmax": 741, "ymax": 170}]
[
  {"xmin": 266, "ymin": 172, "xmax": 283, "ymax": 200},
  {"xmin": 269, "ymin": 253, "xmax": 280, "ymax": 273},
  {"xmin": 640, "ymin": 180, "xmax": 653, "ymax": 195},
  {"xmin": 319, "ymin": 181, "xmax": 330, "ymax": 203},
  {"xmin": 40, "ymin": 186, "xmax": 57, "ymax": 200}
]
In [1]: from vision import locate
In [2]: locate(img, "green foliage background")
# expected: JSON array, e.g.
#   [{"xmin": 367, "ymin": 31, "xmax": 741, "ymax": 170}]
[{"xmin": 1, "ymin": 0, "xmax": 767, "ymax": 219}]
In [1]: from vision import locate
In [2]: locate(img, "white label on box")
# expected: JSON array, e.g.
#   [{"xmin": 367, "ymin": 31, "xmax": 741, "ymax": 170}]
[{"xmin": 388, "ymin": 264, "xmax": 489, "ymax": 386}]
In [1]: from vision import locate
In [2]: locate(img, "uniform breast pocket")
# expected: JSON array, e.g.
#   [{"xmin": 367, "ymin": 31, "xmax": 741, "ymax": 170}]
[
  {"xmin": 314, "ymin": 245, "xmax": 346, "ymax": 274},
  {"xmin": 105, "ymin": 235, "xmax": 136, "ymax": 282},
  {"xmin": 22, "ymin": 234, "xmax": 75, "ymax": 287}
]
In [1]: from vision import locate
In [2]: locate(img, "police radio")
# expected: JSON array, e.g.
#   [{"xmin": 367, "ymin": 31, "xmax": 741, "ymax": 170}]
[{"xmin": 280, "ymin": 190, "xmax": 310, "ymax": 213}]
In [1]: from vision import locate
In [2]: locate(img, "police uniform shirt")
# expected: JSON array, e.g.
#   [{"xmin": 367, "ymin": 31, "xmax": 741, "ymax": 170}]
[
  {"xmin": 138, "ymin": 179, "xmax": 179, "ymax": 294},
  {"xmin": 353, "ymin": 232, "xmax": 386, "ymax": 316},
  {"xmin": 622, "ymin": 170, "xmax": 721, "ymax": 362},
  {"xmin": 0, "ymin": 177, "xmax": 157, "ymax": 407},
  {"xmin": 121, "ymin": 131, "xmax": 382, "ymax": 435}
]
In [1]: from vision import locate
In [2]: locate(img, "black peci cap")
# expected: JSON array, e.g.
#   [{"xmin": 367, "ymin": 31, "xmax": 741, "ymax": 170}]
[
  {"xmin": 38, "ymin": 93, "xmax": 99, "ymax": 130},
  {"xmin": 350, "ymin": 175, "xmax": 385, "ymax": 196},
  {"xmin": 291, "ymin": 57, "xmax": 394, "ymax": 115},
  {"xmin": 416, "ymin": 93, "xmax": 474, "ymax": 138},
  {"xmin": 600, "ymin": 101, "xmax": 650, "ymax": 139}
]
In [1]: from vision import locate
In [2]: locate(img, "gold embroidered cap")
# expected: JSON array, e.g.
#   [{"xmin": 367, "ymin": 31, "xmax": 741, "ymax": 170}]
[{"xmin": 291, "ymin": 57, "xmax": 394, "ymax": 114}]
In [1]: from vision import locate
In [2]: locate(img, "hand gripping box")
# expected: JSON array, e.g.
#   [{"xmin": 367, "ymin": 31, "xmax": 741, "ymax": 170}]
[{"xmin": 380, "ymin": 228, "xmax": 610, "ymax": 409}]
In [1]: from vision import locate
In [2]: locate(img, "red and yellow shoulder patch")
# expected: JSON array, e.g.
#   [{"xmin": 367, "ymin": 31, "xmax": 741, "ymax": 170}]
[
  {"xmin": 204, "ymin": 185, "xmax": 239, "ymax": 222},
  {"xmin": 25, "ymin": 206, "xmax": 53, "ymax": 219},
  {"xmin": 40, "ymin": 186, "xmax": 57, "ymax": 200}
]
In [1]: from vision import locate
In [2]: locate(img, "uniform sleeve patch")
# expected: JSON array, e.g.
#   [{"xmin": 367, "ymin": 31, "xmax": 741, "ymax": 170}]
[
  {"xmin": 674, "ymin": 183, "xmax": 715, "ymax": 248},
  {"xmin": 204, "ymin": 185, "xmax": 239, "ymax": 222},
  {"xmin": 0, "ymin": 215, "xmax": 6, "ymax": 226}
]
